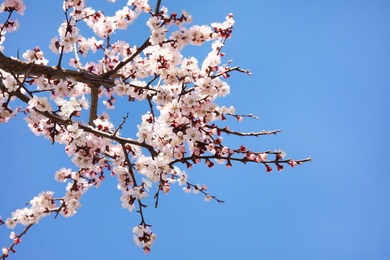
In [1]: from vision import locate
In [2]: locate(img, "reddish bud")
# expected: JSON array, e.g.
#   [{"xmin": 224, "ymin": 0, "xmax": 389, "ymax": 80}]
[
  {"xmin": 226, "ymin": 160, "xmax": 232, "ymax": 168},
  {"xmin": 288, "ymin": 161, "xmax": 298, "ymax": 168},
  {"xmin": 13, "ymin": 237, "xmax": 21, "ymax": 244},
  {"xmin": 162, "ymin": 182, "xmax": 170, "ymax": 194},
  {"xmin": 185, "ymin": 161, "xmax": 192, "ymax": 169},
  {"xmin": 205, "ymin": 159, "xmax": 214, "ymax": 168},
  {"xmin": 239, "ymin": 145, "xmax": 247, "ymax": 152}
]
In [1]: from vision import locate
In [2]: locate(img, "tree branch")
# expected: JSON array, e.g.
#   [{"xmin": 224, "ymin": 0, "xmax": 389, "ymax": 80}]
[
  {"xmin": 88, "ymin": 85, "xmax": 99, "ymax": 127},
  {"xmin": 154, "ymin": 0, "xmax": 162, "ymax": 16},
  {"xmin": 102, "ymin": 39, "xmax": 151, "ymax": 79},
  {"xmin": 0, "ymin": 51, "xmax": 115, "ymax": 88},
  {"xmin": 0, "ymin": 224, "xmax": 34, "ymax": 259},
  {"xmin": 210, "ymin": 126, "xmax": 281, "ymax": 137},
  {"xmin": 7, "ymin": 87, "xmax": 159, "ymax": 158},
  {"xmin": 211, "ymin": 66, "xmax": 251, "ymax": 79}
]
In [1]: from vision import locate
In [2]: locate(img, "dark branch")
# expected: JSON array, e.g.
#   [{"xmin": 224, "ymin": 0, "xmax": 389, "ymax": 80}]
[
  {"xmin": 102, "ymin": 39, "xmax": 151, "ymax": 79},
  {"xmin": 0, "ymin": 51, "xmax": 115, "ymax": 88}
]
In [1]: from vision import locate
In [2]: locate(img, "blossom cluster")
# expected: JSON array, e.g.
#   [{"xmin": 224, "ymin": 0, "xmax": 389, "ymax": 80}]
[
  {"xmin": 0, "ymin": 0, "xmax": 24, "ymax": 52},
  {"xmin": 133, "ymin": 224, "xmax": 156, "ymax": 254},
  {"xmin": 0, "ymin": 0, "xmax": 310, "ymax": 257},
  {"xmin": 5, "ymin": 191, "xmax": 56, "ymax": 229}
]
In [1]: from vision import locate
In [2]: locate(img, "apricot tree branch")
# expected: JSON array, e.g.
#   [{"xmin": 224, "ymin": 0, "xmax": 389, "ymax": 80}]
[
  {"xmin": 0, "ymin": 52, "xmax": 115, "ymax": 88},
  {"xmin": 0, "ymin": 224, "xmax": 34, "ymax": 259},
  {"xmin": 88, "ymin": 85, "xmax": 99, "ymax": 127},
  {"xmin": 210, "ymin": 125, "xmax": 282, "ymax": 137},
  {"xmin": 154, "ymin": 0, "xmax": 162, "ymax": 16},
  {"xmin": 103, "ymin": 39, "xmax": 151, "ymax": 79}
]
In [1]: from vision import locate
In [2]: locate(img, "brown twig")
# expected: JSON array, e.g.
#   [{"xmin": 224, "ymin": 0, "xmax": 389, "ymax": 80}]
[
  {"xmin": 120, "ymin": 144, "xmax": 149, "ymax": 226},
  {"xmin": 0, "ymin": 224, "xmax": 34, "ymax": 259},
  {"xmin": 211, "ymin": 126, "xmax": 281, "ymax": 137},
  {"xmin": 103, "ymin": 39, "xmax": 151, "ymax": 79},
  {"xmin": 211, "ymin": 66, "xmax": 251, "ymax": 79}
]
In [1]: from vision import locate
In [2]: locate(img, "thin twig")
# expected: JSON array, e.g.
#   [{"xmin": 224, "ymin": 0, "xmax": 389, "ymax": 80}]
[
  {"xmin": 212, "ymin": 127, "xmax": 281, "ymax": 137},
  {"xmin": 113, "ymin": 112, "xmax": 129, "ymax": 136},
  {"xmin": 103, "ymin": 39, "xmax": 151, "ymax": 79},
  {"xmin": 211, "ymin": 66, "xmax": 251, "ymax": 79},
  {"xmin": 120, "ymin": 143, "xmax": 149, "ymax": 226}
]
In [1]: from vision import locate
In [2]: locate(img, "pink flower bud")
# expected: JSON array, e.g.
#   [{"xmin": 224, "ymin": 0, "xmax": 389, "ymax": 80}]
[
  {"xmin": 2, "ymin": 247, "xmax": 8, "ymax": 257},
  {"xmin": 288, "ymin": 161, "xmax": 298, "ymax": 168},
  {"xmin": 226, "ymin": 160, "xmax": 232, "ymax": 168},
  {"xmin": 162, "ymin": 183, "xmax": 170, "ymax": 194}
]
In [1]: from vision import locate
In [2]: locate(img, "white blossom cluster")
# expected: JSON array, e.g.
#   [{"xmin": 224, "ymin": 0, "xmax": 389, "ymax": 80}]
[
  {"xmin": 0, "ymin": 0, "xmax": 24, "ymax": 52},
  {"xmin": 5, "ymin": 191, "xmax": 56, "ymax": 229},
  {"xmin": 0, "ymin": 0, "xmax": 243, "ymax": 253},
  {"xmin": 0, "ymin": 0, "xmax": 308, "ymax": 256}
]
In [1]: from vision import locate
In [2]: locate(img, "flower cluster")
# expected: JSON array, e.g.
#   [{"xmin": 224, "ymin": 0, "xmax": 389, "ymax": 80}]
[
  {"xmin": 0, "ymin": 0, "xmax": 25, "ymax": 15},
  {"xmin": 0, "ymin": 0, "xmax": 25, "ymax": 52},
  {"xmin": 133, "ymin": 224, "xmax": 156, "ymax": 254},
  {"xmin": 0, "ymin": 0, "xmax": 310, "ymax": 257},
  {"xmin": 5, "ymin": 192, "xmax": 56, "ymax": 229},
  {"xmin": 22, "ymin": 47, "xmax": 48, "ymax": 65}
]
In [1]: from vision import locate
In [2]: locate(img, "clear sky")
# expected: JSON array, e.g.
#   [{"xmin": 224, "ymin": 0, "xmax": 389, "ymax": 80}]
[{"xmin": 0, "ymin": 0, "xmax": 389, "ymax": 259}]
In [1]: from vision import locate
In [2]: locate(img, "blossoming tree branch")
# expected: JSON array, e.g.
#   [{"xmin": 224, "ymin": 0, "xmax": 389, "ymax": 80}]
[{"xmin": 0, "ymin": 0, "xmax": 310, "ymax": 257}]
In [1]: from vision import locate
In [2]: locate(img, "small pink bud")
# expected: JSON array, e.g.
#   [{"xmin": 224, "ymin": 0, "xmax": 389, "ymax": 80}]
[
  {"xmin": 162, "ymin": 183, "xmax": 170, "ymax": 194},
  {"xmin": 288, "ymin": 161, "xmax": 298, "ymax": 168},
  {"xmin": 143, "ymin": 247, "xmax": 151, "ymax": 254},
  {"xmin": 2, "ymin": 247, "xmax": 8, "ymax": 257},
  {"xmin": 226, "ymin": 160, "xmax": 232, "ymax": 168}
]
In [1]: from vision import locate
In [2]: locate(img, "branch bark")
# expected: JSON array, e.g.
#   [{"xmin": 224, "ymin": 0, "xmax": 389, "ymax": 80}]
[{"xmin": 0, "ymin": 51, "xmax": 115, "ymax": 88}]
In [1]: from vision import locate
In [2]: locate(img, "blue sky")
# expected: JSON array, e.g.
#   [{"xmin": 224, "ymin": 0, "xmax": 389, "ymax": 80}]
[{"xmin": 1, "ymin": 0, "xmax": 389, "ymax": 259}]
